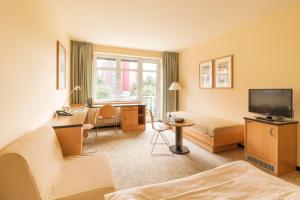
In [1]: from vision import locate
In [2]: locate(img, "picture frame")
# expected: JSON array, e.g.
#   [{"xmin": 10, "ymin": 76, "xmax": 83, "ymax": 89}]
[
  {"xmin": 199, "ymin": 60, "xmax": 213, "ymax": 89},
  {"xmin": 214, "ymin": 55, "xmax": 233, "ymax": 88},
  {"xmin": 56, "ymin": 41, "xmax": 66, "ymax": 90}
]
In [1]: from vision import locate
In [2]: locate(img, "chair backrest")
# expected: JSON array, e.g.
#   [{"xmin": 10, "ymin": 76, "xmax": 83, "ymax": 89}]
[
  {"xmin": 0, "ymin": 125, "xmax": 64, "ymax": 200},
  {"xmin": 98, "ymin": 104, "xmax": 116, "ymax": 119},
  {"xmin": 149, "ymin": 110, "xmax": 155, "ymax": 129}
]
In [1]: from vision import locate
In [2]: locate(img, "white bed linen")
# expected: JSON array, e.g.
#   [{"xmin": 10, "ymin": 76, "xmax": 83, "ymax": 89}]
[{"xmin": 105, "ymin": 161, "xmax": 300, "ymax": 200}]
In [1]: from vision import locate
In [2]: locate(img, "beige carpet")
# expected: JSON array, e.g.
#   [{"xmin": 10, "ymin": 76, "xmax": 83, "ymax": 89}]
[{"xmin": 84, "ymin": 123, "xmax": 300, "ymax": 190}]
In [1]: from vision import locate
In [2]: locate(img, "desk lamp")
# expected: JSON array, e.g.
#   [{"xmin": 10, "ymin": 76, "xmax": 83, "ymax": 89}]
[{"xmin": 56, "ymin": 86, "xmax": 81, "ymax": 116}]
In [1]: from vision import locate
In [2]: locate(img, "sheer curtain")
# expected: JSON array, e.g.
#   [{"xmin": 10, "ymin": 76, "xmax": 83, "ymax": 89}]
[
  {"xmin": 162, "ymin": 52, "xmax": 179, "ymax": 117},
  {"xmin": 70, "ymin": 40, "xmax": 93, "ymax": 105}
]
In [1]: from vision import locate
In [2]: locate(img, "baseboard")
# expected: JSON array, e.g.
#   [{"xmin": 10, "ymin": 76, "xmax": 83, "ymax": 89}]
[{"xmin": 296, "ymin": 166, "xmax": 300, "ymax": 171}]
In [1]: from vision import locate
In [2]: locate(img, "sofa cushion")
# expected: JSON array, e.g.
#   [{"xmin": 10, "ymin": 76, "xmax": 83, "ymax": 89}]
[
  {"xmin": 0, "ymin": 125, "xmax": 116, "ymax": 200},
  {"xmin": 0, "ymin": 125, "xmax": 64, "ymax": 199},
  {"xmin": 49, "ymin": 154, "xmax": 115, "ymax": 200}
]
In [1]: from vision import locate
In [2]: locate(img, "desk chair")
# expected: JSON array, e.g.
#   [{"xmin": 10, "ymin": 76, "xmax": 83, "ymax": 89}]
[
  {"xmin": 82, "ymin": 123, "xmax": 97, "ymax": 154},
  {"xmin": 149, "ymin": 110, "xmax": 172, "ymax": 155},
  {"xmin": 96, "ymin": 104, "xmax": 118, "ymax": 137}
]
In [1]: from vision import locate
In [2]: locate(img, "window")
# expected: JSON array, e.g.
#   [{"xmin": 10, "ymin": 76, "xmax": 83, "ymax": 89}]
[
  {"xmin": 120, "ymin": 59, "xmax": 138, "ymax": 100},
  {"xmin": 142, "ymin": 62, "xmax": 158, "ymax": 118},
  {"xmin": 93, "ymin": 54, "xmax": 161, "ymax": 118},
  {"xmin": 95, "ymin": 58, "xmax": 117, "ymax": 100}
]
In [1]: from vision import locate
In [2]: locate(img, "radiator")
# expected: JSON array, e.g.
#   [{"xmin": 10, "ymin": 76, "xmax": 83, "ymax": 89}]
[{"xmin": 246, "ymin": 154, "xmax": 275, "ymax": 173}]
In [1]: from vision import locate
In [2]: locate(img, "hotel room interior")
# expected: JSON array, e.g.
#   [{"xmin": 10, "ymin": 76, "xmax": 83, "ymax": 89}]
[{"xmin": 1, "ymin": 0, "xmax": 300, "ymax": 199}]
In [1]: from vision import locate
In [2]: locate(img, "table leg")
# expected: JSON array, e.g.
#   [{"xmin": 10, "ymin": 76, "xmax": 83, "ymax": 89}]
[{"xmin": 169, "ymin": 127, "xmax": 189, "ymax": 154}]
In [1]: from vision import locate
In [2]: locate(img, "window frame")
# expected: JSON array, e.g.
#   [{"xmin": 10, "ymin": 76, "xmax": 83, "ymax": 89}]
[{"xmin": 93, "ymin": 53, "xmax": 161, "ymax": 106}]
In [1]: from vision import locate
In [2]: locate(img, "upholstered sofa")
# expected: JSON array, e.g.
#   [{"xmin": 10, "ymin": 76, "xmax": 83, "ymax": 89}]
[
  {"xmin": 0, "ymin": 125, "xmax": 115, "ymax": 200},
  {"xmin": 172, "ymin": 111, "xmax": 244, "ymax": 152}
]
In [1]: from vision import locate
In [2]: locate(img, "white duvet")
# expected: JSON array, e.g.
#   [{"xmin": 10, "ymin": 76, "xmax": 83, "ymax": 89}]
[{"xmin": 105, "ymin": 161, "xmax": 300, "ymax": 200}]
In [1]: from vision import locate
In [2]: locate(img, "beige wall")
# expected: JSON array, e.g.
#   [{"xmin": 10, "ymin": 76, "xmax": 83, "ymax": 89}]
[
  {"xmin": 179, "ymin": 1, "xmax": 300, "ymax": 164},
  {"xmin": 93, "ymin": 44, "xmax": 162, "ymax": 58},
  {"xmin": 0, "ymin": 0, "xmax": 70, "ymax": 149}
]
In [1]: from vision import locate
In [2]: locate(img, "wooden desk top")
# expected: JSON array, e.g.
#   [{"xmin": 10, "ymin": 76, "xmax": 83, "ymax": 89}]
[
  {"xmin": 49, "ymin": 107, "xmax": 88, "ymax": 129},
  {"xmin": 163, "ymin": 119, "xmax": 194, "ymax": 128},
  {"xmin": 90, "ymin": 103, "xmax": 146, "ymax": 108}
]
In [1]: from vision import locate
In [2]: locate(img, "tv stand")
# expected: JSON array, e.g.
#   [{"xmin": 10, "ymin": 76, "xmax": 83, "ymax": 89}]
[{"xmin": 244, "ymin": 117, "xmax": 298, "ymax": 176}]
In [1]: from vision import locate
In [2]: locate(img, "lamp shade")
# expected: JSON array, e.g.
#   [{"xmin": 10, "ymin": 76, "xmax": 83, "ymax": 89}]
[
  {"xmin": 169, "ymin": 82, "xmax": 181, "ymax": 90},
  {"xmin": 74, "ymin": 86, "xmax": 81, "ymax": 90}
]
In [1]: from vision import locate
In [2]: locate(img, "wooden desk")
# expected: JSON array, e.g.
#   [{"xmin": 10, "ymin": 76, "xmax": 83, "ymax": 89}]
[
  {"xmin": 49, "ymin": 103, "xmax": 146, "ymax": 156},
  {"xmin": 49, "ymin": 107, "xmax": 88, "ymax": 156},
  {"xmin": 90, "ymin": 103, "xmax": 146, "ymax": 132}
]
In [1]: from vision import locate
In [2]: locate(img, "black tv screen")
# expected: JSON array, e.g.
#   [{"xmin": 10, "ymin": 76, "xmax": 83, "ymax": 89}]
[{"xmin": 249, "ymin": 89, "xmax": 293, "ymax": 118}]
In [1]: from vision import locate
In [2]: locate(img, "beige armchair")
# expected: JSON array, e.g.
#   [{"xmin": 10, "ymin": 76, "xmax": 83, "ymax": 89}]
[{"xmin": 0, "ymin": 125, "xmax": 115, "ymax": 200}]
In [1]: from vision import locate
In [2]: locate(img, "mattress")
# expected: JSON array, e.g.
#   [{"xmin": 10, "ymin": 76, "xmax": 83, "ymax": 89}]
[
  {"xmin": 172, "ymin": 111, "xmax": 243, "ymax": 137},
  {"xmin": 104, "ymin": 161, "xmax": 300, "ymax": 200}
]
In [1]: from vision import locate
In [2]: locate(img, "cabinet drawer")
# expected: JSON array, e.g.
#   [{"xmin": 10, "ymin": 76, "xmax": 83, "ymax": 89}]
[
  {"xmin": 246, "ymin": 120, "xmax": 278, "ymax": 138},
  {"xmin": 121, "ymin": 106, "xmax": 138, "ymax": 111}
]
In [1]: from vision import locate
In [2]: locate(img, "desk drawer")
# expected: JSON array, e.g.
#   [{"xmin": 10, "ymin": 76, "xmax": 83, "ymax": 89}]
[{"xmin": 121, "ymin": 106, "xmax": 138, "ymax": 111}]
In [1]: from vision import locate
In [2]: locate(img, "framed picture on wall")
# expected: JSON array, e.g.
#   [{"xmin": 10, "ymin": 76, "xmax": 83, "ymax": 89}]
[
  {"xmin": 199, "ymin": 60, "xmax": 213, "ymax": 88},
  {"xmin": 214, "ymin": 55, "xmax": 233, "ymax": 88},
  {"xmin": 56, "ymin": 41, "xmax": 66, "ymax": 90}
]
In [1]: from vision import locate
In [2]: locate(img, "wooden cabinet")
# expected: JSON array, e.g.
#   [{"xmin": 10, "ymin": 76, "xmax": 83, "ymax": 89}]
[
  {"xmin": 50, "ymin": 107, "xmax": 88, "ymax": 156},
  {"xmin": 244, "ymin": 117, "xmax": 298, "ymax": 176},
  {"xmin": 120, "ymin": 105, "xmax": 146, "ymax": 132},
  {"xmin": 121, "ymin": 106, "xmax": 138, "ymax": 131}
]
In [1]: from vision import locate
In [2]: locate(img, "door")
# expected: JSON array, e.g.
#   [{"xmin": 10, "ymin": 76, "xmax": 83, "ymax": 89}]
[
  {"xmin": 141, "ymin": 59, "xmax": 160, "ymax": 121},
  {"xmin": 246, "ymin": 120, "xmax": 278, "ymax": 164}
]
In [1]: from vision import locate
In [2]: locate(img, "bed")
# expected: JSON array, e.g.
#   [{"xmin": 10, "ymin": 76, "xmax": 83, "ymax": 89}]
[
  {"xmin": 104, "ymin": 161, "xmax": 300, "ymax": 200},
  {"xmin": 171, "ymin": 111, "xmax": 244, "ymax": 152}
]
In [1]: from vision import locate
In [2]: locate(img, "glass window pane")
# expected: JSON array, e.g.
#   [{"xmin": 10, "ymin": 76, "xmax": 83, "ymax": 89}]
[
  {"xmin": 143, "ymin": 72, "xmax": 157, "ymax": 117},
  {"xmin": 120, "ymin": 70, "xmax": 138, "ymax": 100},
  {"xmin": 96, "ymin": 58, "xmax": 117, "ymax": 68},
  {"xmin": 143, "ymin": 63, "xmax": 157, "ymax": 71},
  {"xmin": 121, "ymin": 59, "xmax": 138, "ymax": 70},
  {"xmin": 96, "ymin": 69, "xmax": 117, "ymax": 100}
]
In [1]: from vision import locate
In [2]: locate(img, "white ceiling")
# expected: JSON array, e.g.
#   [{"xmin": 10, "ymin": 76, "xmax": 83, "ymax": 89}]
[{"xmin": 50, "ymin": 0, "xmax": 296, "ymax": 51}]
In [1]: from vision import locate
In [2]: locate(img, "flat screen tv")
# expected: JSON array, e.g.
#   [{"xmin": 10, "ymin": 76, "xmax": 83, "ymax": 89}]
[{"xmin": 248, "ymin": 89, "xmax": 293, "ymax": 118}]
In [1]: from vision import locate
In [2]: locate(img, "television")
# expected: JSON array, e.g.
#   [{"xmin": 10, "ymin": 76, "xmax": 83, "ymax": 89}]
[{"xmin": 248, "ymin": 89, "xmax": 293, "ymax": 118}]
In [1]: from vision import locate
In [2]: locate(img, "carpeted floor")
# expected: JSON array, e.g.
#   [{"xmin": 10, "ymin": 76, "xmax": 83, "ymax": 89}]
[{"xmin": 84, "ymin": 123, "xmax": 300, "ymax": 190}]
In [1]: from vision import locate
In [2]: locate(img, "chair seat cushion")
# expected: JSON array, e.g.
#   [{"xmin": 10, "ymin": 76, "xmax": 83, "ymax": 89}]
[
  {"xmin": 49, "ymin": 154, "xmax": 115, "ymax": 200},
  {"xmin": 82, "ymin": 124, "xmax": 94, "ymax": 130},
  {"xmin": 154, "ymin": 122, "xmax": 172, "ymax": 131}
]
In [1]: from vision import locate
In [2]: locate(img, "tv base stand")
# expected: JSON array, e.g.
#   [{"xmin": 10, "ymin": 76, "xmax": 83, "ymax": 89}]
[{"xmin": 244, "ymin": 117, "xmax": 298, "ymax": 176}]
